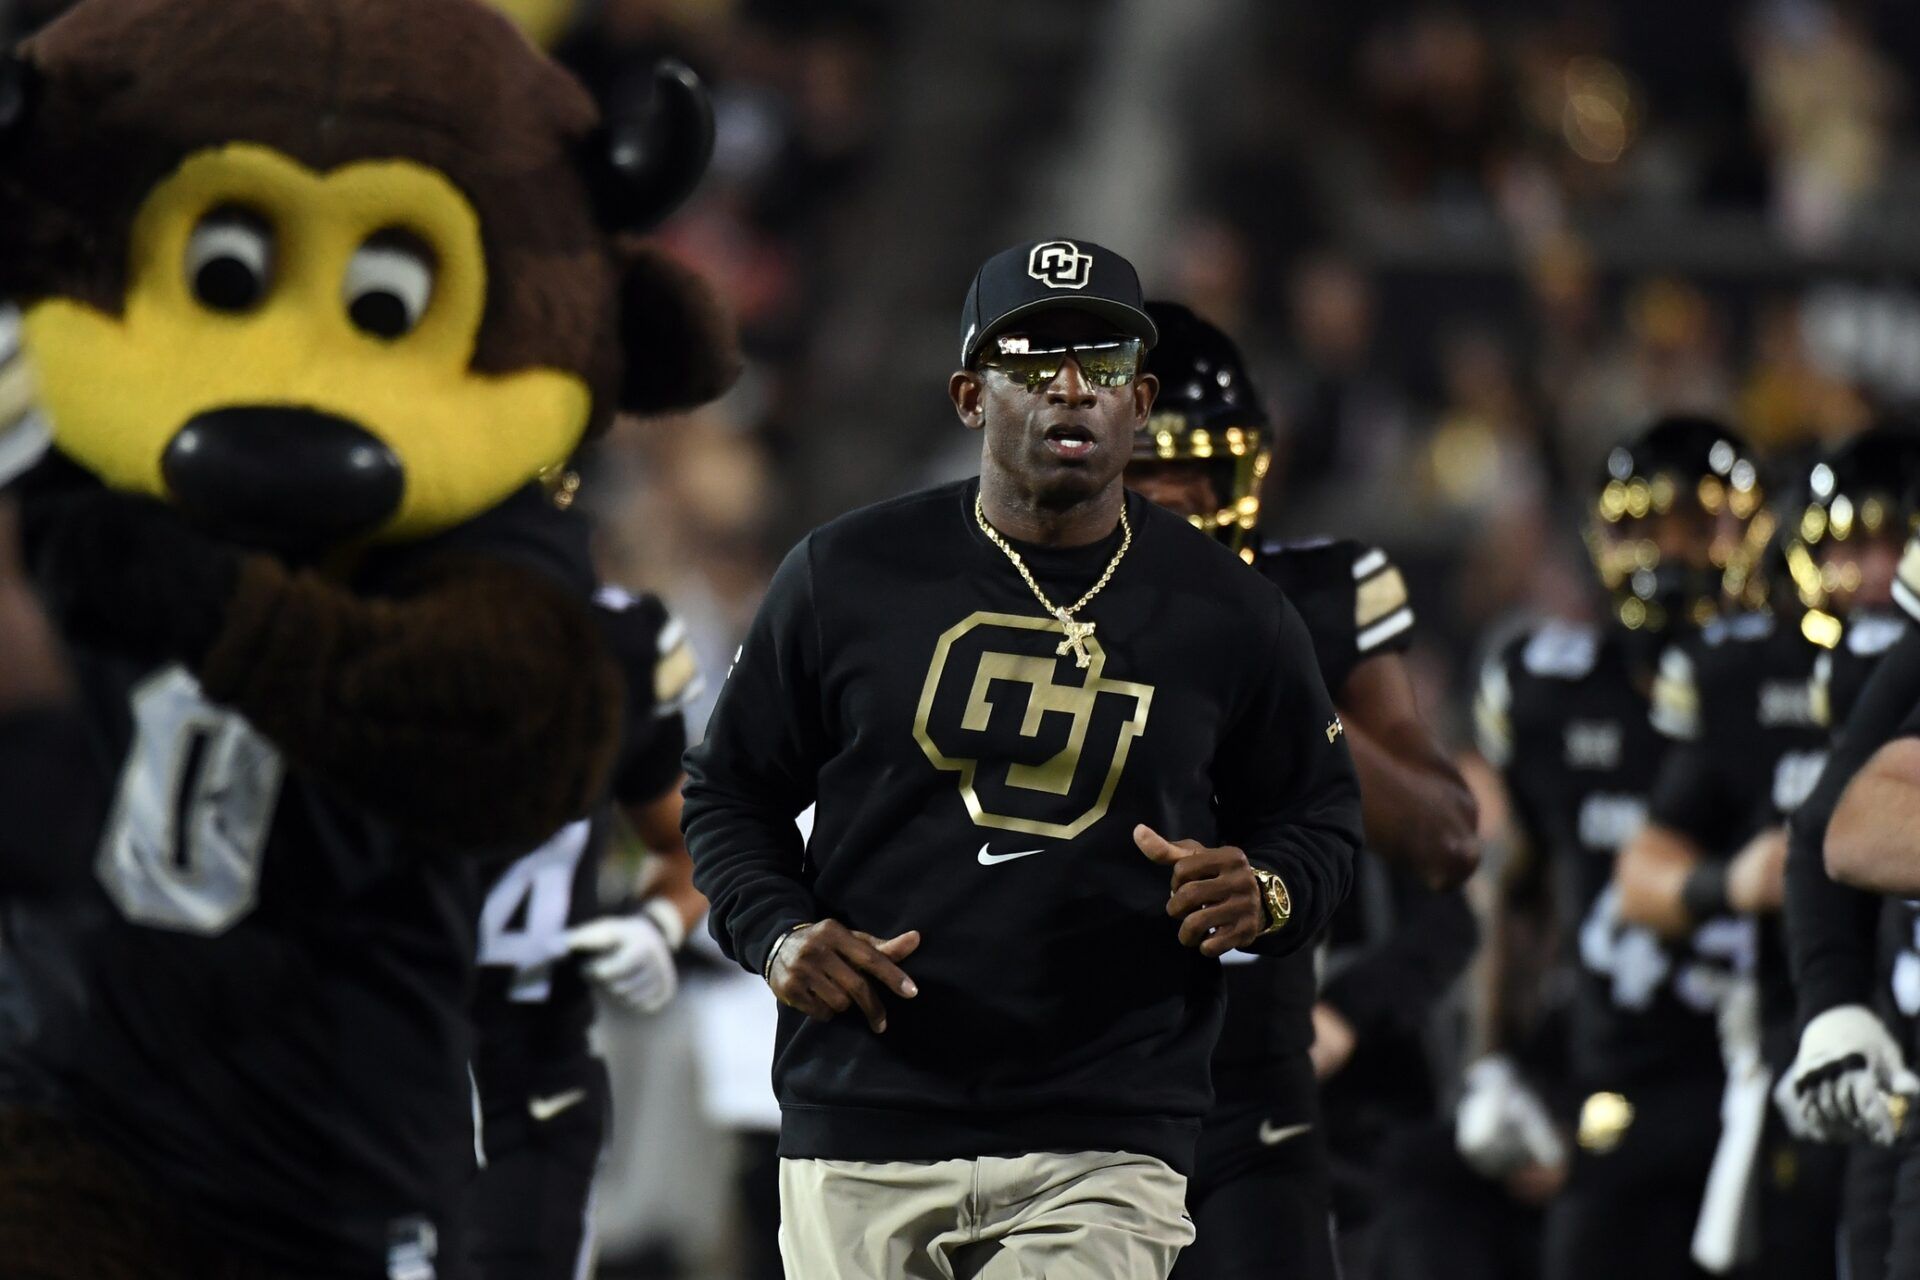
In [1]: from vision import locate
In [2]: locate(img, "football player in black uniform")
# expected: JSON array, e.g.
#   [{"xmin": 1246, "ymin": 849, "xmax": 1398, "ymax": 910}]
[
  {"xmin": 1818, "ymin": 619, "xmax": 1920, "ymax": 1280},
  {"xmin": 1612, "ymin": 427, "xmax": 1920, "ymax": 1278},
  {"xmin": 467, "ymin": 585, "xmax": 705, "ymax": 1280},
  {"xmin": 1125, "ymin": 302, "xmax": 1480, "ymax": 1280},
  {"xmin": 1777, "ymin": 525, "xmax": 1920, "ymax": 1280},
  {"xmin": 1473, "ymin": 416, "xmax": 1766, "ymax": 1280}
]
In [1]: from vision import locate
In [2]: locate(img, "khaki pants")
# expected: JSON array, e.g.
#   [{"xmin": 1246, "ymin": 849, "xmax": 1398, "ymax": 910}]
[{"xmin": 778, "ymin": 1150, "xmax": 1194, "ymax": 1280}]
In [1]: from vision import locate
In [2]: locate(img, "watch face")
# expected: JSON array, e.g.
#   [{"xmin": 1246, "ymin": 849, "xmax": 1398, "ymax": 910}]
[{"xmin": 1255, "ymin": 870, "xmax": 1289, "ymax": 934}]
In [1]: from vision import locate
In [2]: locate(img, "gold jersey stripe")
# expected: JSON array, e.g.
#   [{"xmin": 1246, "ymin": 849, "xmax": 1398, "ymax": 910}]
[
  {"xmin": 1473, "ymin": 695, "xmax": 1512, "ymax": 766},
  {"xmin": 1354, "ymin": 565, "xmax": 1410, "ymax": 630},
  {"xmin": 1650, "ymin": 647, "xmax": 1699, "ymax": 741},
  {"xmin": 1649, "ymin": 677, "xmax": 1700, "ymax": 741},
  {"xmin": 1811, "ymin": 655, "xmax": 1832, "ymax": 729},
  {"xmin": 653, "ymin": 640, "xmax": 700, "ymax": 707}
]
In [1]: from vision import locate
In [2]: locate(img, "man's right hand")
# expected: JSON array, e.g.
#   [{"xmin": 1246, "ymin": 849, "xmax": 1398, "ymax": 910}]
[{"xmin": 768, "ymin": 920, "xmax": 921, "ymax": 1033}]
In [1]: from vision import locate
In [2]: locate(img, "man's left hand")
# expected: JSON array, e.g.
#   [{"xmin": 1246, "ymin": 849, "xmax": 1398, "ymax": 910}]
[{"xmin": 1136, "ymin": 824, "xmax": 1264, "ymax": 957}]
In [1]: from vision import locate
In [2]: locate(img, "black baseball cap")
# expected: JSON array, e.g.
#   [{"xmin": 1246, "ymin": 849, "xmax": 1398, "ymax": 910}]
[{"xmin": 959, "ymin": 238, "xmax": 1158, "ymax": 367}]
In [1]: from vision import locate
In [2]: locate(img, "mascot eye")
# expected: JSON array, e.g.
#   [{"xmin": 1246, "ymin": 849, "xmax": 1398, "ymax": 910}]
[
  {"xmin": 343, "ymin": 232, "xmax": 436, "ymax": 340},
  {"xmin": 185, "ymin": 207, "xmax": 274, "ymax": 313}
]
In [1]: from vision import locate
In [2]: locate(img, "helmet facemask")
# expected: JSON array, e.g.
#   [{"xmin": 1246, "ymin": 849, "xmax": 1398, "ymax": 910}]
[
  {"xmin": 1584, "ymin": 440, "xmax": 1764, "ymax": 633},
  {"xmin": 1130, "ymin": 412, "xmax": 1270, "ymax": 555}
]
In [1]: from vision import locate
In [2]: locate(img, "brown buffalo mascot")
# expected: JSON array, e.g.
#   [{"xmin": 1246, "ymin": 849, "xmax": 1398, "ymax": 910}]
[{"xmin": 0, "ymin": 0, "xmax": 735, "ymax": 1275}]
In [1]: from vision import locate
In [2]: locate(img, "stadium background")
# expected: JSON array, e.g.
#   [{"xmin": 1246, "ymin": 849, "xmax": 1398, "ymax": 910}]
[{"xmin": 11, "ymin": 0, "xmax": 1920, "ymax": 1274}]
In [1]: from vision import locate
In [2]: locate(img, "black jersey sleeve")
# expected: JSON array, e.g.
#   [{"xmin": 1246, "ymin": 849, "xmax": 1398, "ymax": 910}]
[
  {"xmin": 683, "ymin": 539, "xmax": 828, "ymax": 975},
  {"xmin": 1646, "ymin": 642, "xmax": 1750, "ymax": 851},
  {"xmin": 1216, "ymin": 593, "xmax": 1364, "ymax": 954},
  {"xmin": 1262, "ymin": 541, "xmax": 1415, "ymax": 696},
  {"xmin": 594, "ymin": 588, "xmax": 700, "ymax": 808},
  {"xmin": 1347, "ymin": 546, "xmax": 1416, "ymax": 662},
  {"xmin": 1474, "ymin": 635, "xmax": 1548, "ymax": 828},
  {"xmin": 1788, "ymin": 627, "xmax": 1920, "ymax": 1024},
  {"xmin": 1473, "ymin": 630, "xmax": 1573, "ymax": 903},
  {"xmin": 1822, "ymin": 615, "xmax": 1911, "ymax": 729}
]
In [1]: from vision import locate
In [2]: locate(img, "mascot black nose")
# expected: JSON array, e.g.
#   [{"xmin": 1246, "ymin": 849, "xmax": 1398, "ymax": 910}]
[{"xmin": 163, "ymin": 407, "xmax": 405, "ymax": 554}]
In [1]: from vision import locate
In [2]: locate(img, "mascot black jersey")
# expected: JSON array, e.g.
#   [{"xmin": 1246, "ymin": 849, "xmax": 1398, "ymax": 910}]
[{"xmin": 0, "ymin": 478, "xmax": 603, "ymax": 1278}]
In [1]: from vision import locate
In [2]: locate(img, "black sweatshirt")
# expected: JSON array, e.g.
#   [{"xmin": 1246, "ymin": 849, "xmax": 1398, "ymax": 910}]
[{"xmin": 683, "ymin": 480, "xmax": 1362, "ymax": 1173}]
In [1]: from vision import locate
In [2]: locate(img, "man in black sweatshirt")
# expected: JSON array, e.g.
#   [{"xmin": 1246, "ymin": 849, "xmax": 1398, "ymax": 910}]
[{"xmin": 683, "ymin": 239, "xmax": 1362, "ymax": 1280}]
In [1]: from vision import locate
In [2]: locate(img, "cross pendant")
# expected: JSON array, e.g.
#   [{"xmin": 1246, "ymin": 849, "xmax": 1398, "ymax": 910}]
[{"xmin": 1054, "ymin": 610, "xmax": 1095, "ymax": 669}]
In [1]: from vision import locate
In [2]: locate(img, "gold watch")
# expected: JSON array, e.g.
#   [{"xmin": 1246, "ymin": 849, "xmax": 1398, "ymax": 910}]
[{"xmin": 1252, "ymin": 868, "xmax": 1291, "ymax": 936}]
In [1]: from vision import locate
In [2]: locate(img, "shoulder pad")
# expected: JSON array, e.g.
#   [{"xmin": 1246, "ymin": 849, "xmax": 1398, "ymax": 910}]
[
  {"xmin": 1262, "ymin": 534, "xmax": 1336, "ymax": 555},
  {"xmin": 1847, "ymin": 613, "xmax": 1907, "ymax": 657},
  {"xmin": 592, "ymin": 583, "xmax": 642, "ymax": 613},
  {"xmin": 1701, "ymin": 611, "xmax": 1773, "ymax": 647},
  {"xmin": 1649, "ymin": 644, "xmax": 1700, "ymax": 741},
  {"xmin": 1520, "ymin": 621, "xmax": 1600, "ymax": 680}
]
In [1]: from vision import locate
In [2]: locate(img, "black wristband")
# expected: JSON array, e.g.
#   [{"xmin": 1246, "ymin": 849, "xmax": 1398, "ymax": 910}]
[{"xmin": 1682, "ymin": 860, "xmax": 1732, "ymax": 921}]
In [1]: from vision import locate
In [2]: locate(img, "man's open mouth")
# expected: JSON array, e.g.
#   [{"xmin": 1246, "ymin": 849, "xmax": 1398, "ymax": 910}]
[{"xmin": 1043, "ymin": 424, "xmax": 1095, "ymax": 461}]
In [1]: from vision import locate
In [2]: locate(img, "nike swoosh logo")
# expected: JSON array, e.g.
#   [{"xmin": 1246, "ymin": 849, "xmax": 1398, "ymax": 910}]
[
  {"xmin": 977, "ymin": 843, "xmax": 1045, "ymax": 866},
  {"xmin": 528, "ymin": 1089, "xmax": 588, "ymax": 1123},
  {"xmin": 1258, "ymin": 1120, "xmax": 1311, "ymax": 1146}
]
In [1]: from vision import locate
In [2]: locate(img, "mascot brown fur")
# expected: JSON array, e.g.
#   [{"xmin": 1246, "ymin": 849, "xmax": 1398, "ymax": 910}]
[{"xmin": 0, "ymin": 1, "xmax": 736, "ymax": 1276}]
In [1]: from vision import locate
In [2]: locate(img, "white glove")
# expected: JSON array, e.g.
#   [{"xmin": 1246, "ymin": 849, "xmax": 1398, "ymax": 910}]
[
  {"xmin": 1456, "ymin": 1055, "xmax": 1567, "ymax": 1179},
  {"xmin": 564, "ymin": 900, "xmax": 684, "ymax": 1014},
  {"xmin": 1773, "ymin": 1004, "xmax": 1919, "ymax": 1146}
]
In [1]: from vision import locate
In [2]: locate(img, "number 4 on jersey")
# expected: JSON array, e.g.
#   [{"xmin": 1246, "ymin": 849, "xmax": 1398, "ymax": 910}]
[{"xmin": 478, "ymin": 820, "xmax": 592, "ymax": 1002}]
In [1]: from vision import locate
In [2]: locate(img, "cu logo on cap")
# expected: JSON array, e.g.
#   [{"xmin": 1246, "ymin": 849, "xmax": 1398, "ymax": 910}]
[{"xmin": 1028, "ymin": 241, "xmax": 1093, "ymax": 291}]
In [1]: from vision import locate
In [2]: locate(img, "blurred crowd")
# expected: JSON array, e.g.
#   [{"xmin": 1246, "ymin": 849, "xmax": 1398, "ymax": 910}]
[
  {"xmin": 1162, "ymin": 0, "xmax": 1920, "ymax": 723},
  {"xmin": 546, "ymin": 0, "xmax": 1920, "ymax": 752}
]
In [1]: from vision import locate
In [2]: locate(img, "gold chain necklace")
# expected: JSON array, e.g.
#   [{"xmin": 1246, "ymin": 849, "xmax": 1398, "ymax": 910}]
[{"xmin": 974, "ymin": 490, "xmax": 1132, "ymax": 669}]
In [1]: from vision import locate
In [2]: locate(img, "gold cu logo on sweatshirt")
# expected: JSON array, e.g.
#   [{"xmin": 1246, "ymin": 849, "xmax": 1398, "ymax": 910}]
[{"xmin": 914, "ymin": 613, "xmax": 1154, "ymax": 840}]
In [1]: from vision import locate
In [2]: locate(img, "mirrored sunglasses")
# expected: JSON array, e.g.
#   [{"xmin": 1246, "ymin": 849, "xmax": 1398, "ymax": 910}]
[{"xmin": 976, "ymin": 336, "xmax": 1144, "ymax": 391}]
